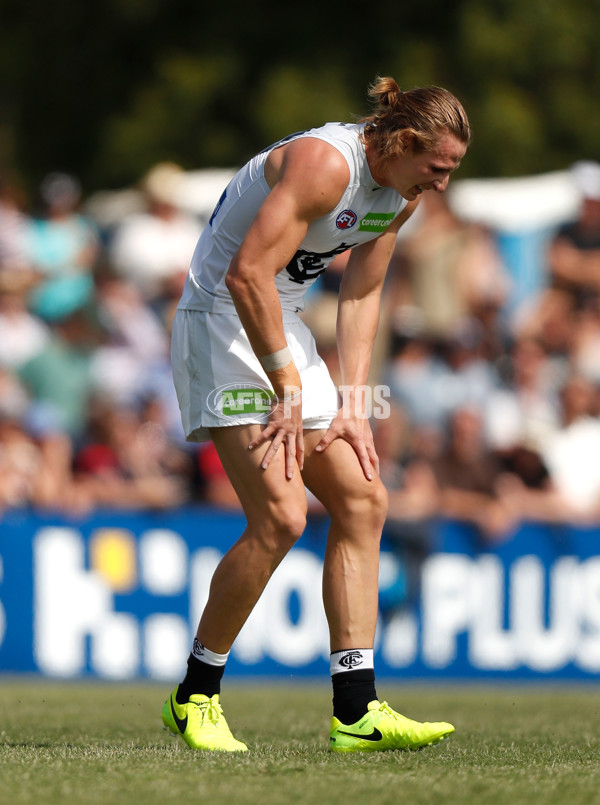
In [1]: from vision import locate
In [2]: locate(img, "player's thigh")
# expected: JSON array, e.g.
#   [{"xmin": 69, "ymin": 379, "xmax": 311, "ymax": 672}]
[
  {"xmin": 301, "ymin": 430, "xmax": 388, "ymax": 522},
  {"xmin": 210, "ymin": 424, "xmax": 307, "ymax": 524}
]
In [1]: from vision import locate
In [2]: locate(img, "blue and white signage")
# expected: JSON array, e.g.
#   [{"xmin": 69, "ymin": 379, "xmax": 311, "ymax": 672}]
[{"xmin": 1, "ymin": 510, "xmax": 599, "ymax": 679}]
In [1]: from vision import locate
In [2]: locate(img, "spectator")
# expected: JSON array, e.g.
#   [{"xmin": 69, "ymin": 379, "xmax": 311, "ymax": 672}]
[
  {"xmin": 384, "ymin": 311, "xmax": 499, "ymax": 436},
  {"xmin": 515, "ymin": 286, "xmax": 574, "ymax": 382},
  {"xmin": 17, "ymin": 306, "xmax": 100, "ymax": 439},
  {"xmin": 0, "ymin": 366, "xmax": 29, "ymax": 423},
  {"xmin": 25, "ymin": 172, "xmax": 100, "ymax": 322},
  {"xmin": 108, "ymin": 162, "xmax": 202, "ymax": 312},
  {"xmin": 0, "ymin": 271, "xmax": 49, "ymax": 369},
  {"xmin": 569, "ymin": 294, "xmax": 600, "ymax": 385},
  {"xmin": 0, "ymin": 408, "xmax": 91, "ymax": 517},
  {"xmin": 0, "ymin": 414, "xmax": 46, "ymax": 513},
  {"xmin": 393, "ymin": 191, "xmax": 510, "ymax": 338},
  {"xmin": 431, "ymin": 406, "xmax": 516, "ymax": 542},
  {"xmin": 484, "ymin": 335, "xmax": 562, "ymax": 456},
  {"xmin": 90, "ymin": 271, "xmax": 170, "ymax": 408},
  {"xmin": 74, "ymin": 396, "xmax": 192, "ymax": 510},
  {"xmin": 547, "ymin": 160, "xmax": 600, "ymax": 305},
  {"xmin": 538, "ymin": 373, "xmax": 600, "ymax": 519},
  {"xmin": 0, "ymin": 179, "xmax": 31, "ymax": 274},
  {"xmin": 384, "ymin": 308, "xmax": 449, "ymax": 433},
  {"xmin": 373, "ymin": 401, "xmax": 439, "ymax": 521},
  {"xmin": 436, "ymin": 316, "xmax": 500, "ymax": 414}
]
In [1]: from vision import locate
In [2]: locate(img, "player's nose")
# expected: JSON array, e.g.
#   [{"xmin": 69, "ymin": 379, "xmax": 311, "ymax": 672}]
[{"xmin": 432, "ymin": 176, "xmax": 450, "ymax": 193}]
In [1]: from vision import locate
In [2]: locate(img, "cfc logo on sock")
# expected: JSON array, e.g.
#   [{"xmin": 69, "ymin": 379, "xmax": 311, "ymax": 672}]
[{"xmin": 339, "ymin": 651, "xmax": 364, "ymax": 669}]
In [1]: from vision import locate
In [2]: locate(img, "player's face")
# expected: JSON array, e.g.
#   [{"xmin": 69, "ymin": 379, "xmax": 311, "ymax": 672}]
[{"xmin": 383, "ymin": 133, "xmax": 466, "ymax": 200}]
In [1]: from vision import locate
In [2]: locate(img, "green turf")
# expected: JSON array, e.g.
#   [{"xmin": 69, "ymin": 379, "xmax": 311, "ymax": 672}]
[{"xmin": 1, "ymin": 680, "xmax": 599, "ymax": 805}]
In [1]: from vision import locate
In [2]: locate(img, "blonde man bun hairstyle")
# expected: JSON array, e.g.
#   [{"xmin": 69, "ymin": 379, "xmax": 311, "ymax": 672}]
[{"xmin": 362, "ymin": 76, "xmax": 471, "ymax": 161}]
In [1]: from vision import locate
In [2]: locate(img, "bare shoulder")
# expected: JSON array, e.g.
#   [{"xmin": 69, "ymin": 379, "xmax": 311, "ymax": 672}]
[{"xmin": 265, "ymin": 136, "xmax": 350, "ymax": 217}]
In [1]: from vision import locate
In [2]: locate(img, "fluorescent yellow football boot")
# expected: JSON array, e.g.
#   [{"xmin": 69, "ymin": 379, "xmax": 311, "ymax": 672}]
[
  {"xmin": 162, "ymin": 687, "xmax": 248, "ymax": 751},
  {"xmin": 330, "ymin": 700, "xmax": 454, "ymax": 752}
]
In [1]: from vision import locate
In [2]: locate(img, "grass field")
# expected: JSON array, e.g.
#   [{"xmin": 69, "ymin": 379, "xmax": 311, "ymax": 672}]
[{"xmin": 1, "ymin": 680, "xmax": 599, "ymax": 805}]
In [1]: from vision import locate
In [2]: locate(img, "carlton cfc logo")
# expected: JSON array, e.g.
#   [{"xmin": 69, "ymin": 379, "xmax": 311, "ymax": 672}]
[
  {"xmin": 336, "ymin": 209, "xmax": 357, "ymax": 229},
  {"xmin": 339, "ymin": 651, "xmax": 364, "ymax": 669}
]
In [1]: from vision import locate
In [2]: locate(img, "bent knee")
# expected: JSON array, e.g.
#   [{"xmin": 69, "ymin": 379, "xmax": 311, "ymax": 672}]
[
  {"xmin": 271, "ymin": 500, "xmax": 307, "ymax": 544},
  {"xmin": 248, "ymin": 496, "xmax": 307, "ymax": 550},
  {"xmin": 329, "ymin": 477, "xmax": 388, "ymax": 525}
]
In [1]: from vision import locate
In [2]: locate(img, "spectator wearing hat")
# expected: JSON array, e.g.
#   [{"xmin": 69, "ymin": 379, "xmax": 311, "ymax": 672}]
[{"xmin": 108, "ymin": 162, "xmax": 202, "ymax": 317}]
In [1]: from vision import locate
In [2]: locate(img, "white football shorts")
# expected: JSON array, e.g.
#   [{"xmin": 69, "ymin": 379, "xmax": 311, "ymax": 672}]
[{"xmin": 171, "ymin": 308, "xmax": 339, "ymax": 442}]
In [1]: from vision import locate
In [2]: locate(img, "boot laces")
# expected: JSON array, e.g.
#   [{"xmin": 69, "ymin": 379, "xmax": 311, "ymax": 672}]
[
  {"xmin": 195, "ymin": 697, "xmax": 223, "ymax": 726},
  {"xmin": 378, "ymin": 701, "xmax": 401, "ymax": 720}
]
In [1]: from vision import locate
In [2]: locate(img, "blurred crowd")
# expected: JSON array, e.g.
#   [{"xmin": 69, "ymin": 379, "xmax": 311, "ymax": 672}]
[{"xmin": 2, "ymin": 159, "xmax": 600, "ymax": 556}]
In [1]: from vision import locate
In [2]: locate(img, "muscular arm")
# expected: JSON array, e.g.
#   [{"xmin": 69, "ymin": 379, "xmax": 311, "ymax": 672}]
[
  {"xmin": 337, "ymin": 229, "xmax": 399, "ymax": 388},
  {"xmin": 317, "ymin": 200, "xmax": 419, "ymax": 478},
  {"xmin": 224, "ymin": 137, "xmax": 350, "ymax": 477},
  {"xmin": 225, "ymin": 137, "xmax": 349, "ymax": 395},
  {"xmin": 337, "ymin": 200, "xmax": 418, "ymax": 385}
]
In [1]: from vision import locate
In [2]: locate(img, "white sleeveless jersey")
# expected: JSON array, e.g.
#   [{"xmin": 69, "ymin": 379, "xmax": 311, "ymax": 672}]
[{"xmin": 178, "ymin": 122, "xmax": 407, "ymax": 314}]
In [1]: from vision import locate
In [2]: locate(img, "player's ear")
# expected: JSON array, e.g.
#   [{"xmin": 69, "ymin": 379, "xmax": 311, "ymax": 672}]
[
  {"xmin": 397, "ymin": 130, "xmax": 420, "ymax": 154},
  {"xmin": 385, "ymin": 129, "xmax": 417, "ymax": 159}
]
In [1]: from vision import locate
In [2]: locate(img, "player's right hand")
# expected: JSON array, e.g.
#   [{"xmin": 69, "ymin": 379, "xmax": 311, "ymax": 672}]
[{"xmin": 247, "ymin": 388, "xmax": 304, "ymax": 480}]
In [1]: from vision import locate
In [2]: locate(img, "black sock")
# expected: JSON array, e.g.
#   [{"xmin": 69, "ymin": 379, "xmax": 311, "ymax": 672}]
[
  {"xmin": 332, "ymin": 668, "xmax": 377, "ymax": 724},
  {"xmin": 176, "ymin": 653, "xmax": 225, "ymax": 703}
]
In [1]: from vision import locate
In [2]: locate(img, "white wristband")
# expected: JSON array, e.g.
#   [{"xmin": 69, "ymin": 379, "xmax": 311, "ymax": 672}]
[{"xmin": 260, "ymin": 346, "xmax": 292, "ymax": 372}]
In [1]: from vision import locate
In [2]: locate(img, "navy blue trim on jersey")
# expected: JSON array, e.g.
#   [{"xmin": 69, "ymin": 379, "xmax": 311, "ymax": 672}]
[{"xmin": 209, "ymin": 186, "xmax": 229, "ymax": 227}]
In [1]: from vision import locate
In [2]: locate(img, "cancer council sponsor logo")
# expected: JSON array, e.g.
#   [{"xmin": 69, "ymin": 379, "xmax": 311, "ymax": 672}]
[
  {"xmin": 207, "ymin": 383, "xmax": 275, "ymax": 422},
  {"xmin": 336, "ymin": 209, "xmax": 357, "ymax": 229}
]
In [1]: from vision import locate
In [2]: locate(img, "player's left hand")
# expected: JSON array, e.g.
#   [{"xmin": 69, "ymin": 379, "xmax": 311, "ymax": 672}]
[{"xmin": 314, "ymin": 410, "xmax": 379, "ymax": 481}]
